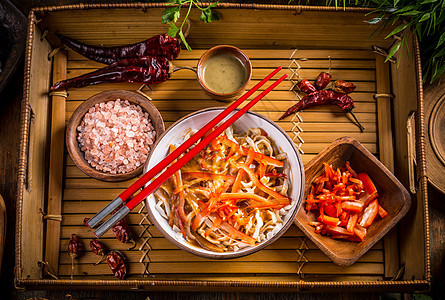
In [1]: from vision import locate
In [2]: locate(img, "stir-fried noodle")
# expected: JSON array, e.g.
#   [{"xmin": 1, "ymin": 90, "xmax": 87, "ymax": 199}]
[{"xmin": 154, "ymin": 127, "xmax": 293, "ymax": 252}]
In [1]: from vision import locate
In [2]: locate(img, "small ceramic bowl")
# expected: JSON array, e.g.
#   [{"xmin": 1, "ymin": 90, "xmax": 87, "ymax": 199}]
[
  {"xmin": 197, "ymin": 45, "xmax": 252, "ymax": 101},
  {"xmin": 143, "ymin": 108, "xmax": 305, "ymax": 259},
  {"xmin": 66, "ymin": 90, "xmax": 165, "ymax": 182},
  {"xmin": 295, "ymin": 136, "xmax": 411, "ymax": 267}
]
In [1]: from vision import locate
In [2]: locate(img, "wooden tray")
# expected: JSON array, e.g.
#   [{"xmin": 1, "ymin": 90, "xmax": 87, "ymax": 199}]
[{"xmin": 16, "ymin": 3, "xmax": 431, "ymax": 292}]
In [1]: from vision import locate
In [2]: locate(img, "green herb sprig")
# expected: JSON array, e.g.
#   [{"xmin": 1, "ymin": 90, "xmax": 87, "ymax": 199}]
[
  {"xmin": 161, "ymin": 0, "xmax": 219, "ymax": 51},
  {"xmin": 289, "ymin": 0, "xmax": 445, "ymax": 84},
  {"xmin": 365, "ymin": 0, "xmax": 445, "ymax": 83}
]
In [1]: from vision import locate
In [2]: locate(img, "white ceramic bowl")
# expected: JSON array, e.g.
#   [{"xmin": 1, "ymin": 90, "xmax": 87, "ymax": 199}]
[{"xmin": 143, "ymin": 108, "xmax": 305, "ymax": 259}]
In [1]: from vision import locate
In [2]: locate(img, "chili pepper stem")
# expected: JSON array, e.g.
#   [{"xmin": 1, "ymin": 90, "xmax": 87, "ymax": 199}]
[
  {"xmin": 347, "ymin": 110, "xmax": 365, "ymax": 132},
  {"xmin": 127, "ymin": 240, "xmax": 137, "ymax": 251},
  {"xmin": 94, "ymin": 254, "xmax": 106, "ymax": 266},
  {"xmin": 70, "ymin": 257, "xmax": 74, "ymax": 279}
]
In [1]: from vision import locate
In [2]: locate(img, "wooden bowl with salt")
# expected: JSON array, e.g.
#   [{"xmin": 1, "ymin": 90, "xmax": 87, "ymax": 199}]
[{"xmin": 66, "ymin": 90, "xmax": 164, "ymax": 182}]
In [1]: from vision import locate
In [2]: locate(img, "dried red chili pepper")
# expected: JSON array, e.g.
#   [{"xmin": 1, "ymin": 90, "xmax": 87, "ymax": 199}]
[
  {"xmin": 314, "ymin": 72, "xmax": 332, "ymax": 90},
  {"xmin": 297, "ymin": 79, "xmax": 317, "ymax": 94},
  {"xmin": 279, "ymin": 90, "xmax": 364, "ymax": 131},
  {"xmin": 106, "ymin": 250, "xmax": 127, "ymax": 280},
  {"xmin": 280, "ymin": 90, "xmax": 352, "ymax": 117},
  {"xmin": 68, "ymin": 234, "xmax": 84, "ymax": 279},
  {"xmin": 334, "ymin": 80, "xmax": 356, "ymax": 94},
  {"xmin": 50, "ymin": 56, "xmax": 172, "ymax": 91},
  {"xmin": 112, "ymin": 216, "xmax": 137, "ymax": 250},
  {"xmin": 57, "ymin": 33, "xmax": 180, "ymax": 64},
  {"xmin": 90, "ymin": 239, "xmax": 107, "ymax": 265}
]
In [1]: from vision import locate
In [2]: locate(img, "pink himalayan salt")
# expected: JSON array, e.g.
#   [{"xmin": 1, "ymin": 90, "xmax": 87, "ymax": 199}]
[{"xmin": 77, "ymin": 99, "xmax": 156, "ymax": 174}]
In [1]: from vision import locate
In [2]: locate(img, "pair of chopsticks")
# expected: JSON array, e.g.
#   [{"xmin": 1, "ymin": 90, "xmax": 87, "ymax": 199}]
[{"xmin": 88, "ymin": 67, "xmax": 287, "ymax": 237}]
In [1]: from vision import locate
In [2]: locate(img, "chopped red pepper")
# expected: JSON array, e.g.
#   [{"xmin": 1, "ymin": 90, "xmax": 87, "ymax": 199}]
[
  {"xmin": 378, "ymin": 204, "xmax": 389, "ymax": 219},
  {"xmin": 324, "ymin": 204, "xmax": 338, "ymax": 217},
  {"xmin": 359, "ymin": 199, "xmax": 379, "ymax": 228},
  {"xmin": 305, "ymin": 162, "xmax": 385, "ymax": 242},
  {"xmin": 353, "ymin": 224, "xmax": 367, "ymax": 241},
  {"xmin": 346, "ymin": 213, "xmax": 359, "ymax": 233},
  {"xmin": 318, "ymin": 215, "xmax": 340, "ymax": 227},
  {"xmin": 341, "ymin": 201, "xmax": 364, "ymax": 213},
  {"xmin": 357, "ymin": 172, "xmax": 377, "ymax": 195}
]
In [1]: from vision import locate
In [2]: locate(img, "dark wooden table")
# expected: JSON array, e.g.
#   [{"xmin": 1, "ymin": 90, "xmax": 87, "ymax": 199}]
[{"xmin": 1, "ymin": 1, "xmax": 444, "ymax": 299}]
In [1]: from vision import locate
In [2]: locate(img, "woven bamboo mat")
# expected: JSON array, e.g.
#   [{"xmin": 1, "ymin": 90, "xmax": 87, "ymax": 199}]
[{"xmin": 58, "ymin": 48, "xmax": 385, "ymax": 281}]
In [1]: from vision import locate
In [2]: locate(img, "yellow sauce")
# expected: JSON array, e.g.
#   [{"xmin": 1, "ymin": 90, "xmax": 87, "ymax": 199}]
[{"xmin": 203, "ymin": 53, "xmax": 248, "ymax": 94}]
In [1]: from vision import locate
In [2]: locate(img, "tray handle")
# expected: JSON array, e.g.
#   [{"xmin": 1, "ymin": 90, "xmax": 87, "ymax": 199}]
[
  {"xmin": 407, "ymin": 111, "xmax": 417, "ymax": 194},
  {"xmin": 24, "ymin": 104, "xmax": 35, "ymax": 192}
]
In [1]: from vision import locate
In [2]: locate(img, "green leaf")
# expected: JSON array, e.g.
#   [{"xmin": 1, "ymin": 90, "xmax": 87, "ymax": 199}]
[
  {"xmin": 207, "ymin": 2, "xmax": 219, "ymax": 9},
  {"xmin": 433, "ymin": 47, "xmax": 445, "ymax": 58},
  {"xmin": 437, "ymin": 32, "xmax": 445, "ymax": 49},
  {"xmin": 200, "ymin": 8, "xmax": 219, "ymax": 23},
  {"xmin": 385, "ymin": 41, "xmax": 402, "ymax": 62},
  {"xmin": 421, "ymin": 0, "xmax": 437, "ymax": 4},
  {"xmin": 167, "ymin": 22, "xmax": 179, "ymax": 37},
  {"xmin": 178, "ymin": 30, "xmax": 192, "ymax": 51},
  {"xmin": 385, "ymin": 23, "xmax": 409, "ymax": 39},
  {"xmin": 419, "ymin": 12, "xmax": 431, "ymax": 22},
  {"xmin": 395, "ymin": 4, "xmax": 415, "ymax": 14},
  {"xmin": 199, "ymin": 2, "xmax": 219, "ymax": 23},
  {"xmin": 161, "ymin": 6, "xmax": 181, "ymax": 24},
  {"xmin": 400, "ymin": 10, "xmax": 422, "ymax": 16}
]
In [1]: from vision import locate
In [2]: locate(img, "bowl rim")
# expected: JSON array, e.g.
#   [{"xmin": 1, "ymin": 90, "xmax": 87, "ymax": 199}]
[
  {"xmin": 66, "ymin": 89, "xmax": 165, "ymax": 182},
  {"xmin": 143, "ymin": 107, "xmax": 305, "ymax": 259},
  {"xmin": 294, "ymin": 136, "xmax": 411, "ymax": 266}
]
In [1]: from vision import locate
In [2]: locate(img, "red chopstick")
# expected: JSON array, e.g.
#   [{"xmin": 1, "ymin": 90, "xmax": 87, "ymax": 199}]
[
  {"xmin": 93, "ymin": 72, "xmax": 288, "ymax": 237},
  {"xmin": 86, "ymin": 67, "xmax": 283, "ymax": 229}
]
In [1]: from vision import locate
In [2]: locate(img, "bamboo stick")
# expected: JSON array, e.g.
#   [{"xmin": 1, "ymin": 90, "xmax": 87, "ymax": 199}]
[
  {"xmin": 67, "ymin": 48, "xmax": 376, "ymax": 61},
  {"xmin": 65, "ymin": 111, "xmax": 378, "ymax": 125},
  {"xmin": 67, "ymin": 58, "xmax": 376, "ymax": 70},
  {"xmin": 58, "ymin": 249, "xmax": 383, "ymax": 265},
  {"xmin": 375, "ymin": 54, "xmax": 398, "ymax": 278},
  {"xmin": 44, "ymin": 50, "xmax": 68, "ymax": 275},
  {"xmin": 57, "ymin": 261, "xmax": 384, "ymax": 276},
  {"xmin": 54, "ymin": 79, "xmax": 377, "ymax": 94},
  {"xmin": 65, "ymin": 67, "xmax": 376, "ymax": 82}
]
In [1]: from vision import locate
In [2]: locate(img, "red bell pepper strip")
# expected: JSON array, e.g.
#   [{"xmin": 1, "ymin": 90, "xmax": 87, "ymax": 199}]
[
  {"xmin": 318, "ymin": 215, "xmax": 340, "ymax": 227},
  {"xmin": 346, "ymin": 213, "xmax": 359, "ymax": 233},
  {"xmin": 359, "ymin": 199, "xmax": 379, "ymax": 228},
  {"xmin": 357, "ymin": 172, "xmax": 377, "ymax": 195},
  {"xmin": 353, "ymin": 224, "xmax": 367, "ymax": 241},
  {"xmin": 326, "ymin": 225, "xmax": 354, "ymax": 236},
  {"xmin": 378, "ymin": 204, "xmax": 389, "ymax": 219},
  {"xmin": 341, "ymin": 201, "xmax": 364, "ymax": 213}
]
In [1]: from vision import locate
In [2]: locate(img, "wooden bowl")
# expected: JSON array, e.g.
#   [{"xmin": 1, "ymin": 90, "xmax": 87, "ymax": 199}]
[
  {"xmin": 66, "ymin": 90, "xmax": 165, "ymax": 182},
  {"xmin": 295, "ymin": 136, "xmax": 411, "ymax": 267}
]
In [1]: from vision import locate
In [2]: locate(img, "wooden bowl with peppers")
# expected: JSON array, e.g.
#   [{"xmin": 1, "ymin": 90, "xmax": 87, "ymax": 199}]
[{"xmin": 295, "ymin": 136, "xmax": 410, "ymax": 267}]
